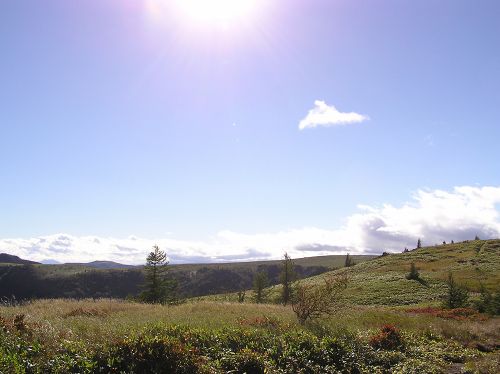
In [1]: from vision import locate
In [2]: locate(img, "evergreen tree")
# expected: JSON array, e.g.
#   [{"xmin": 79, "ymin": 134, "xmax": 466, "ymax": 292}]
[
  {"xmin": 417, "ymin": 238, "xmax": 422, "ymax": 249},
  {"xmin": 252, "ymin": 271, "xmax": 270, "ymax": 303},
  {"xmin": 474, "ymin": 235, "xmax": 480, "ymax": 240},
  {"xmin": 406, "ymin": 262, "xmax": 420, "ymax": 280},
  {"xmin": 475, "ymin": 284, "xmax": 500, "ymax": 315},
  {"xmin": 141, "ymin": 245, "xmax": 175, "ymax": 304},
  {"xmin": 280, "ymin": 252, "xmax": 296, "ymax": 305},
  {"xmin": 344, "ymin": 253, "xmax": 354, "ymax": 267},
  {"xmin": 237, "ymin": 290, "xmax": 246, "ymax": 303},
  {"xmin": 443, "ymin": 273, "xmax": 469, "ymax": 309}
]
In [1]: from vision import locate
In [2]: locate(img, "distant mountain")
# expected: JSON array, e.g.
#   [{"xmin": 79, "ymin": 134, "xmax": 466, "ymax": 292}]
[
  {"xmin": 41, "ymin": 259, "xmax": 61, "ymax": 265},
  {"xmin": 0, "ymin": 253, "xmax": 39, "ymax": 265},
  {"xmin": 66, "ymin": 261, "xmax": 136, "ymax": 269}
]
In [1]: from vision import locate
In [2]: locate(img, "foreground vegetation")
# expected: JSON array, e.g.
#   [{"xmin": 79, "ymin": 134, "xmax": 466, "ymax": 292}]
[{"xmin": 0, "ymin": 299, "xmax": 498, "ymax": 373}]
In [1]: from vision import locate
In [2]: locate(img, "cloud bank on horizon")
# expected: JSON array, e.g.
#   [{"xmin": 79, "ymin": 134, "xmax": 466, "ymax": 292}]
[
  {"xmin": 299, "ymin": 100, "xmax": 369, "ymax": 130},
  {"xmin": 1, "ymin": 186, "xmax": 499, "ymax": 265}
]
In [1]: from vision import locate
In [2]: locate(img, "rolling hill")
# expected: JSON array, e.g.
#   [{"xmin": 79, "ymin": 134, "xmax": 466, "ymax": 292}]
[
  {"xmin": 0, "ymin": 253, "xmax": 39, "ymax": 265},
  {"xmin": 260, "ymin": 239, "xmax": 500, "ymax": 306}
]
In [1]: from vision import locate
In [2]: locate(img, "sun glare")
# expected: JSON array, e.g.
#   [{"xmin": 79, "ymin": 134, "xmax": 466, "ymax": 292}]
[{"xmin": 175, "ymin": 0, "xmax": 257, "ymax": 25}]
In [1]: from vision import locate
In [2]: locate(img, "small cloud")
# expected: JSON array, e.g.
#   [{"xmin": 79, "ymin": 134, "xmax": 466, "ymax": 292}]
[{"xmin": 299, "ymin": 100, "xmax": 369, "ymax": 130}]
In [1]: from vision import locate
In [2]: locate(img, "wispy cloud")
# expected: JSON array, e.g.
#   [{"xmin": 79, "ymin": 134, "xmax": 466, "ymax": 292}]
[
  {"xmin": 1, "ymin": 186, "xmax": 499, "ymax": 264},
  {"xmin": 299, "ymin": 100, "xmax": 369, "ymax": 130}
]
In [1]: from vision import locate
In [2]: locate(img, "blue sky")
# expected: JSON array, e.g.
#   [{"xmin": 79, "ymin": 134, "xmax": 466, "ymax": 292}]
[{"xmin": 1, "ymin": 0, "xmax": 499, "ymax": 263}]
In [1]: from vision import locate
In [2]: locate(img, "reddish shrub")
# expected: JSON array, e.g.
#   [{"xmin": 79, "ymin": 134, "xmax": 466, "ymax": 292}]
[
  {"xmin": 369, "ymin": 325, "xmax": 403, "ymax": 350},
  {"xmin": 405, "ymin": 307, "xmax": 486, "ymax": 321}
]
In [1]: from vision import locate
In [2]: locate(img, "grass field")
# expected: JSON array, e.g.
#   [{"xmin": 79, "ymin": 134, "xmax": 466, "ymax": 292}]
[{"xmin": 0, "ymin": 299, "xmax": 498, "ymax": 373}]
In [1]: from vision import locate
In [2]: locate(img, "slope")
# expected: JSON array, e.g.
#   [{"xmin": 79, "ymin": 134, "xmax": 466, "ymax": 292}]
[{"xmin": 293, "ymin": 239, "xmax": 500, "ymax": 306}]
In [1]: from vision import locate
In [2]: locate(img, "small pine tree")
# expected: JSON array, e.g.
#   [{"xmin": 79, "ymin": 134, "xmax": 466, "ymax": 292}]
[
  {"xmin": 252, "ymin": 271, "xmax": 270, "ymax": 303},
  {"xmin": 417, "ymin": 238, "xmax": 422, "ymax": 249},
  {"xmin": 493, "ymin": 292, "xmax": 500, "ymax": 315},
  {"xmin": 474, "ymin": 235, "xmax": 480, "ymax": 240},
  {"xmin": 403, "ymin": 247, "xmax": 409, "ymax": 253},
  {"xmin": 237, "ymin": 290, "xmax": 246, "ymax": 303},
  {"xmin": 141, "ymin": 245, "xmax": 175, "ymax": 304},
  {"xmin": 443, "ymin": 273, "xmax": 469, "ymax": 309},
  {"xmin": 406, "ymin": 263, "xmax": 420, "ymax": 280},
  {"xmin": 475, "ymin": 284, "xmax": 500, "ymax": 315},
  {"xmin": 475, "ymin": 284, "xmax": 493, "ymax": 313},
  {"xmin": 451, "ymin": 240, "xmax": 454, "ymax": 244},
  {"xmin": 280, "ymin": 252, "xmax": 296, "ymax": 305},
  {"xmin": 344, "ymin": 253, "xmax": 354, "ymax": 267}
]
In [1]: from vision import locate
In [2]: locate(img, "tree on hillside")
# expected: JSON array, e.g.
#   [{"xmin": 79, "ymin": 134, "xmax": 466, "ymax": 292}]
[
  {"xmin": 443, "ymin": 273, "xmax": 469, "ymax": 309},
  {"xmin": 292, "ymin": 274, "xmax": 348, "ymax": 325},
  {"xmin": 406, "ymin": 263, "xmax": 420, "ymax": 280},
  {"xmin": 252, "ymin": 270, "xmax": 270, "ymax": 303},
  {"xmin": 140, "ymin": 245, "xmax": 176, "ymax": 304},
  {"xmin": 474, "ymin": 235, "xmax": 480, "ymax": 240},
  {"xmin": 280, "ymin": 252, "xmax": 296, "ymax": 305},
  {"xmin": 344, "ymin": 253, "xmax": 354, "ymax": 267},
  {"xmin": 416, "ymin": 238, "xmax": 422, "ymax": 249}
]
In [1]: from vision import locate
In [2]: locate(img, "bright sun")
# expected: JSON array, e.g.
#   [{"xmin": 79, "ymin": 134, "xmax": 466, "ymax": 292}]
[{"xmin": 176, "ymin": 0, "xmax": 257, "ymax": 25}]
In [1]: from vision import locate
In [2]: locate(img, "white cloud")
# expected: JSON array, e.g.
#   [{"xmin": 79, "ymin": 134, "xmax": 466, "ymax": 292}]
[
  {"xmin": 1, "ymin": 186, "xmax": 499, "ymax": 264},
  {"xmin": 299, "ymin": 100, "xmax": 369, "ymax": 130}
]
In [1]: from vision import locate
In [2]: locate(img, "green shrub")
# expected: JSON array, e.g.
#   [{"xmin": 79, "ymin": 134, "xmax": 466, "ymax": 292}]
[{"xmin": 95, "ymin": 335, "xmax": 204, "ymax": 373}]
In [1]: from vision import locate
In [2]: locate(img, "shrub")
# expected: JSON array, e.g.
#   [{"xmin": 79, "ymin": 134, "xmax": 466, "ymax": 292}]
[
  {"xmin": 220, "ymin": 348, "xmax": 267, "ymax": 374},
  {"xmin": 292, "ymin": 274, "xmax": 348, "ymax": 325},
  {"xmin": 443, "ymin": 273, "xmax": 469, "ymax": 309},
  {"xmin": 369, "ymin": 325, "xmax": 404, "ymax": 351},
  {"xmin": 95, "ymin": 335, "xmax": 204, "ymax": 373}
]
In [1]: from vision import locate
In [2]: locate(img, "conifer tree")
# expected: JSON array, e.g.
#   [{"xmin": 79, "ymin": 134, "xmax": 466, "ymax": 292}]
[
  {"xmin": 280, "ymin": 252, "xmax": 296, "ymax": 305},
  {"xmin": 406, "ymin": 262, "xmax": 420, "ymax": 280},
  {"xmin": 344, "ymin": 253, "xmax": 354, "ymax": 267},
  {"xmin": 443, "ymin": 273, "xmax": 469, "ymax": 309},
  {"xmin": 141, "ymin": 245, "xmax": 175, "ymax": 304},
  {"xmin": 253, "ymin": 270, "xmax": 270, "ymax": 303}
]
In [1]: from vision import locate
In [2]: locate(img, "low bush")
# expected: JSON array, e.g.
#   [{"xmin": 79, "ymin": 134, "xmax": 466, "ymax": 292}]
[
  {"xmin": 369, "ymin": 325, "xmax": 404, "ymax": 350},
  {"xmin": 0, "ymin": 320, "xmax": 487, "ymax": 373}
]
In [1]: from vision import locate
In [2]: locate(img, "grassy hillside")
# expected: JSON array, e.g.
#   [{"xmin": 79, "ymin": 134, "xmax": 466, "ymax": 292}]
[
  {"xmin": 207, "ymin": 239, "xmax": 500, "ymax": 306},
  {"xmin": 280, "ymin": 239, "xmax": 500, "ymax": 306}
]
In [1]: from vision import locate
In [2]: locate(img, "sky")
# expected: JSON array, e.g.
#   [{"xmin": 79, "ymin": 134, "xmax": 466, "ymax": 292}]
[{"xmin": 0, "ymin": 0, "xmax": 499, "ymax": 264}]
